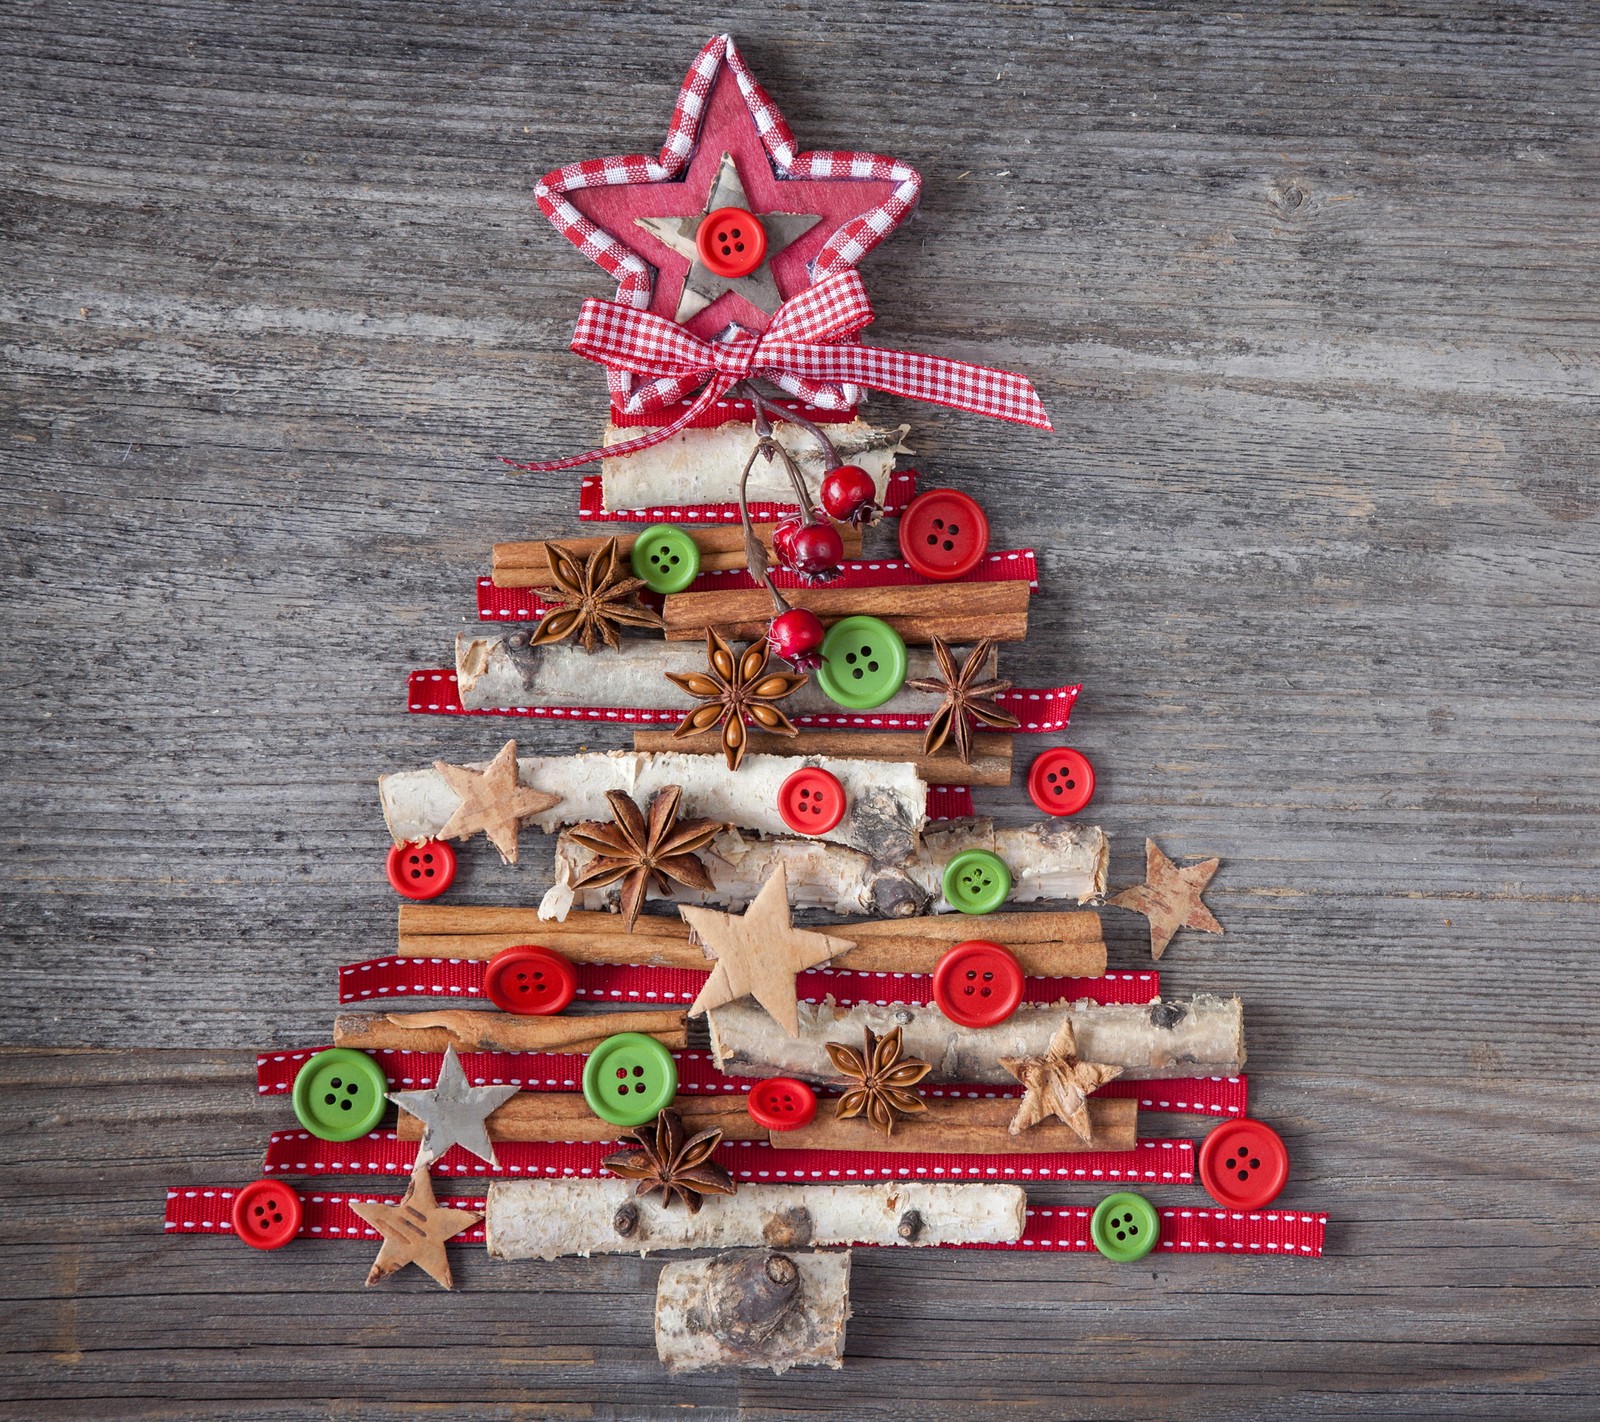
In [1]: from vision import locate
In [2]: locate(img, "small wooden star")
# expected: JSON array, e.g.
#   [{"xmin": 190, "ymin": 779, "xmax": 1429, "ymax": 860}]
[
  {"xmin": 388, "ymin": 1045, "xmax": 520, "ymax": 1168},
  {"xmin": 999, "ymin": 1019, "xmax": 1122, "ymax": 1142},
  {"xmin": 349, "ymin": 1158, "xmax": 481, "ymax": 1289},
  {"xmin": 1110, "ymin": 838, "xmax": 1224, "ymax": 960},
  {"xmin": 680, "ymin": 866, "xmax": 855, "ymax": 1036},
  {"xmin": 433, "ymin": 739, "xmax": 562, "ymax": 865}
]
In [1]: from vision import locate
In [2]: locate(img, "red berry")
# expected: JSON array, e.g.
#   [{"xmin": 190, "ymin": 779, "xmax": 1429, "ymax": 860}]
[
  {"xmin": 788, "ymin": 522, "xmax": 845, "ymax": 579},
  {"xmin": 820, "ymin": 464, "xmax": 878, "ymax": 524},
  {"xmin": 767, "ymin": 608, "xmax": 826, "ymax": 671},
  {"xmin": 771, "ymin": 513, "xmax": 805, "ymax": 564}
]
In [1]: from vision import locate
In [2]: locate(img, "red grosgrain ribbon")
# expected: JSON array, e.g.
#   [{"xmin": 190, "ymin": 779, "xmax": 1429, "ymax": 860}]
[
  {"xmin": 507, "ymin": 271, "xmax": 1051, "ymax": 473},
  {"xmin": 165, "ymin": 1185, "xmax": 487, "ymax": 1243}
]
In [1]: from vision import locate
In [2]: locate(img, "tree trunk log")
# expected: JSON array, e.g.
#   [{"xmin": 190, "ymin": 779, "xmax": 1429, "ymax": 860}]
[
  {"xmin": 655, "ymin": 1250, "xmax": 850, "ymax": 1375},
  {"xmin": 333, "ymin": 1007, "xmax": 687, "ymax": 1054},
  {"xmin": 380, "ymin": 748, "xmax": 927, "ymax": 864},
  {"xmin": 540, "ymin": 819, "xmax": 1109, "ymax": 921},
  {"xmin": 485, "ymin": 1179, "xmax": 1026, "ymax": 1259},
  {"xmin": 707, "ymin": 996, "xmax": 1245, "ymax": 1084}
]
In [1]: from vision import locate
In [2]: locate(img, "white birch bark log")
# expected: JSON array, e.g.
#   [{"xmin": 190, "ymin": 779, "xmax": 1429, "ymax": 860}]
[
  {"xmin": 380, "ymin": 749, "xmax": 927, "ymax": 863},
  {"xmin": 599, "ymin": 418, "xmax": 909, "ymax": 511},
  {"xmin": 655, "ymin": 1250, "xmax": 850, "ymax": 1375},
  {"xmin": 706, "ymin": 995, "xmax": 1245, "ymax": 1084},
  {"xmin": 540, "ymin": 818, "xmax": 1108, "ymax": 921},
  {"xmin": 485, "ymin": 1180, "xmax": 1025, "ymax": 1260},
  {"xmin": 453, "ymin": 631, "xmax": 988, "ymax": 718}
]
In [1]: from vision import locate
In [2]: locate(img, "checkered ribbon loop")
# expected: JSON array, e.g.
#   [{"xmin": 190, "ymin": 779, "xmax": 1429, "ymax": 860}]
[{"xmin": 508, "ymin": 271, "xmax": 1051, "ymax": 473}]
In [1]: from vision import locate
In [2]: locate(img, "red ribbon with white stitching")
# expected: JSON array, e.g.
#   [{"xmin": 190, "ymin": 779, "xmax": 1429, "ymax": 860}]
[{"xmin": 507, "ymin": 271, "xmax": 1051, "ymax": 473}]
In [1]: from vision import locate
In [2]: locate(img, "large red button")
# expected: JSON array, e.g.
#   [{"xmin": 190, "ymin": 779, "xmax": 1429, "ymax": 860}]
[
  {"xmin": 898, "ymin": 487, "xmax": 989, "ymax": 581},
  {"xmin": 1027, "ymin": 747, "xmax": 1096, "ymax": 817},
  {"xmin": 747, "ymin": 1077, "xmax": 818, "ymax": 1131},
  {"xmin": 931, "ymin": 940, "xmax": 1025, "ymax": 1028},
  {"xmin": 386, "ymin": 839, "xmax": 456, "ymax": 900},
  {"xmin": 1198, "ymin": 1118, "xmax": 1290, "ymax": 1209},
  {"xmin": 776, "ymin": 766, "xmax": 847, "ymax": 835},
  {"xmin": 484, "ymin": 945, "xmax": 577, "ymax": 1016},
  {"xmin": 696, "ymin": 206, "xmax": 767, "ymax": 279},
  {"xmin": 230, "ymin": 1179, "xmax": 303, "ymax": 1251}
]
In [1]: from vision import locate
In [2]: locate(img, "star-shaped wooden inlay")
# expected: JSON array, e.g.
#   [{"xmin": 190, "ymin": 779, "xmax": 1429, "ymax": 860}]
[
  {"xmin": 1109, "ymin": 838, "xmax": 1224, "ymax": 960},
  {"xmin": 349, "ymin": 1158, "xmax": 481, "ymax": 1289},
  {"xmin": 999, "ymin": 1019, "xmax": 1123, "ymax": 1143},
  {"xmin": 433, "ymin": 739, "xmax": 562, "ymax": 866},
  {"xmin": 635, "ymin": 153, "xmax": 821, "ymax": 324},
  {"xmin": 680, "ymin": 865, "xmax": 854, "ymax": 1036},
  {"xmin": 388, "ymin": 1044, "xmax": 520, "ymax": 1168}
]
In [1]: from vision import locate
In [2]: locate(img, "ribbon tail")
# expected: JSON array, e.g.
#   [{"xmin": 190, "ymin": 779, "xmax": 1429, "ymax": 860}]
[{"xmin": 503, "ymin": 377, "xmax": 737, "ymax": 473}]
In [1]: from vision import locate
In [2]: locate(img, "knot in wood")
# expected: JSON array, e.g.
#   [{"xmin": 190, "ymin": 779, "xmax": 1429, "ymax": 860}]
[
  {"xmin": 612, "ymin": 1200, "xmax": 640, "ymax": 1238},
  {"xmin": 761, "ymin": 1204, "xmax": 813, "ymax": 1250},
  {"xmin": 705, "ymin": 1249, "xmax": 803, "ymax": 1348},
  {"xmin": 897, "ymin": 1208, "xmax": 924, "ymax": 1242}
]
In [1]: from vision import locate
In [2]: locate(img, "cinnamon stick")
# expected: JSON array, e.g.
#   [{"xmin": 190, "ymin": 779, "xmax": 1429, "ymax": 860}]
[
  {"xmin": 491, "ymin": 524, "xmax": 863, "ymax": 589},
  {"xmin": 660, "ymin": 581, "xmax": 1031, "ymax": 645},
  {"xmin": 633, "ymin": 728, "xmax": 1014, "ymax": 786},
  {"xmin": 768, "ymin": 1095, "xmax": 1135, "ymax": 1155},
  {"xmin": 397, "ymin": 1093, "xmax": 763, "ymax": 1144},
  {"xmin": 332, "ymin": 1008, "xmax": 688, "ymax": 1054}
]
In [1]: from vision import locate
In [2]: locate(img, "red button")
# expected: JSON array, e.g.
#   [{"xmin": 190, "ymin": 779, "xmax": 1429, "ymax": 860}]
[
  {"xmin": 776, "ymin": 766, "xmax": 847, "ymax": 836},
  {"xmin": 1027, "ymin": 747, "xmax": 1097, "ymax": 817},
  {"xmin": 230, "ymin": 1179, "xmax": 303, "ymax": 1251},
  {"xmin": 747, "ymin": 1077, "xmax": 818, "ymax": 1131},
  {"xmin": 931, "ymin": 940, "xmax": 1025, "ymax": 1028},
  {"xmin": 696, "ymin": 206, "xmax": 768, "ymax": 279},
  {"xmin": 484, "ymin": 944, "xmax": 577, "ymax": 1016},
  {"xmin": 385, "ymin": 839, "xmax": 456, "ymax": 900},
  {"xmin": 1198, "ymin": 1118, "xmax": 1290, "ymax": 1209},
  {"xmin": 898, "ymin": 487, "xmax": 989, "ymax": 581}
]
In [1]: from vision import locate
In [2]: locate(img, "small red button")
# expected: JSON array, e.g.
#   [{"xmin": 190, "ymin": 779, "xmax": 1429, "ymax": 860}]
[
  {"xmin": 931, "ymin": 940, "xmax": 1025, "ymax": 1028},
  {"xmin": 696, "ymin": 206, "xmax": 768, "ymax": 279},
  {"xmin": 898, "ymin": 487, "xmax": 989, "ymax": 581},
  {"xmin": 1198, "ymin": 1118, "xmax": 1290, "ymax": 1210},
  {"xmin": 747, "ymin": 1077, "xmax": 818, "ymax": 1132},
  {"xmin": 776, "ymin": 766, "xmax": 848, "ymax": 835},
  {"xmin": 484, "ymin": 944, "xmax": 577, "ymax": 1016},
  {"xmin": 1027, "ymin": 747, "xmax": 1097, "ymax": 817},
  {"xmin": 230, "ymin": 1179, "xmax": 303, "ymax": 1251},
  {"xmin": 386, "ymin": 839, "xmax": 456, "ymax": 900}
]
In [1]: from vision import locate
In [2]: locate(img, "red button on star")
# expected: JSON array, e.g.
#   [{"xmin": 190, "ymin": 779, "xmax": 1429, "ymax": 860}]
[
  {"xmin": 385, "ymin": 839, "xmax": 456, "ymax": 900},
  {"xmin": 1198, "ymin": 1118, "xmax": 1290, "ymax": 1210},
  {"xmin": 899, "ymin": 488, "xmax": 989, "ymax": 581},
  {"xmin": 932, "ymin": 940, "xmax": 1024, "ymax": 1028},
  {"xmin": 747, "ymin": 1077, "xmax": 818, "ymax": 1132},
  {"xmin": 230, "ymin": 1179, "xmax": 303, "ymax": 1251},
  {"xmin": 697, "ymin": 207, "xmax": 767, "ymax": 278},
  {"xmin": 484, "ymin": 945, "xmax": 577, "ymax": 1016},
  {"xmin": 1027, "ymin": 747, "xmax": 1096, "ymax": 817}
]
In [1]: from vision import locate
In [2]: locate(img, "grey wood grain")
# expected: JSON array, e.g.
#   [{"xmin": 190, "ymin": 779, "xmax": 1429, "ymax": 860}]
[{"xmin": 2, "ymin": 0, "xmax": 1597, "ymax": 1415}]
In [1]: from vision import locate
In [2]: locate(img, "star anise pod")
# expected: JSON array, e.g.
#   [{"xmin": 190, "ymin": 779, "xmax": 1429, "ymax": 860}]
[
  {"xmin": 665, "ymin": 630, "xmax": 808, "ymax": 771},
  {"xmin": 528, "ymin": 537, "xmax": 665, "ymax": 653},
  {"xmin": 601, "ymin": 1108, "xmax": 737, "ymax": 1213},
  {"xmin": 904, "ymin": 636, "xmax": 1020, "ymax": 764},
  {"xmin": 825, "ymin": 1025, "xmax": 933, "ymax": 1137},
  {"xmin": 568, "ymin": 784, "xmax": 725, "ymax": 931}
]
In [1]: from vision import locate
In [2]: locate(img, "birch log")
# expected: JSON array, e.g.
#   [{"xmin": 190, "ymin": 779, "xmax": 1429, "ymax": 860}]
[
  {"xmin": 541, "ymin": 819, "xmax": 1109, "ymax": 921},
  {"xmin": 380, "ymin": 748, "xmax": 927, "ymax": 864},
  {"xmin": 453, "ymin": 630, "xmax": 987, "ymax": 719},
  {"xmin": 598, "ymin": 418, "xmax": 909, "ymax": 511},
  {"xmin": 655, "ymin": 1251, "xmax": 850, "ymax": 1375},
  {"xmin": 333, "ymin": 1008, "xmax": 688, "ymax": 1054},
  {"xmin": 485, "ymin": 1180, "xmax": 1025, "ymax": 1260},
  {"xmin": 707, "ymin": 996, "xmax": 1245, "ymax": 1084}
]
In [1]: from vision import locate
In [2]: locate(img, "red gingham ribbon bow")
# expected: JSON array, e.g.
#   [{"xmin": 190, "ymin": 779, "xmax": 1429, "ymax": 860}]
[{"xmin": 508, "ymin": 270, "xmax": 1051, "ymax": 472}]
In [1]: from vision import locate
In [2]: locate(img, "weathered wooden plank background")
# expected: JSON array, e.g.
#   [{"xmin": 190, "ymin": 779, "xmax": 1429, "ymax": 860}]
[{"xmin": 3, "ymin": 1, "xmax": 1597, "ymax": 1416}]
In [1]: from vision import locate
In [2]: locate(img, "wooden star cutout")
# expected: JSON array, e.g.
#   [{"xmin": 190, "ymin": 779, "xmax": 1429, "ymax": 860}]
[
  {"xmin": 433, "ymin": 739, "xmax": 561, "ymax": 865},
  {"xmin": 680, "ymin": 865, "xmax": 855, "ymax": 1037},
  {"xmin": 1109, "ymin": 838, "xmax": 1224, "ymax": 960},
  {"xmin": 999, "ymin": 1019, "xmax": 1123, "ymax": 1142},
  {"xmin": 388, "ymin": 1044, "xmax": 520, "ymax": 1168},
  {"xmin": 349, "ymin": 1158, "xmax": 481, "ymax": 1290}
]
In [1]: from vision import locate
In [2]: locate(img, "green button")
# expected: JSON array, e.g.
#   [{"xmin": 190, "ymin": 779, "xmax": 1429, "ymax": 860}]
[
  {"xmin": 815, "ymin": 615, "xmax": 907, "ymax": 710},
  {"xmin": 630, "ymin": 525, "xmax": 701, "ymax": 594},
  {"xmin": 941, "ymin": 848, "xmax": 1011, "ymax": 914},
  {"xmin": 291, "ymin": 1048, "xmax": 389, "ymax": 1142},
  {"xmin": 1091, "ymin": 1191, "xmax": 1161, "ymax": 1262},
  {"xmin": 582, "ymin": 1032, "xmax": 679, "ymax": 1128}
]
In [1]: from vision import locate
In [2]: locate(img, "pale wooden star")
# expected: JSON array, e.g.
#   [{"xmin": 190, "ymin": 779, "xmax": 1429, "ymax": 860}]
[
  {"xmin": 433, "ymin": 739, "xmax": 562, "ymax": 865},
  {"xmin": 348, "ymin": 1157, "xmax": 481, "ymax": 1289},
  {"xmin": 389, "ymin": 1044, "xmax": 520, "ymax": 1168},
  {"xmin": 1109, "ymin": 838, "xmax": 1224, "ymax": 960},
  {"xmin": 680, "ymin": 865, "xmax": 854, "ymax": 1037},
  {"xmin": 999, "ymin": 1019, "xmax": 1123, "ymax": 1143}
]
